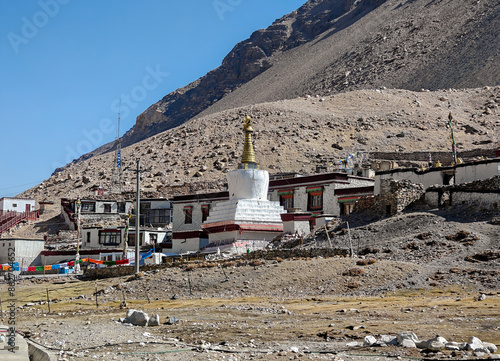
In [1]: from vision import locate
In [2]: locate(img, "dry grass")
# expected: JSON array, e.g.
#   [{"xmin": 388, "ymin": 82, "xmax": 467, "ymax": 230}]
[{"xmin": 4, "ymin": 276, "xmax": 499, "ymax": 361}]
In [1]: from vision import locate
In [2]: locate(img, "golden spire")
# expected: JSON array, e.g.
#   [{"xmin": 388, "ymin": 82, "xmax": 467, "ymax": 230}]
[{"xmin": 240, "ymin": 115, "xmax": 259, "ymax": 169}]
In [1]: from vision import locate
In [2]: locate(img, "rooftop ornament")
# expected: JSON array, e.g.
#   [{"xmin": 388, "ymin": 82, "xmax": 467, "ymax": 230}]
[{"xmin": 240, "ymin": 115, "xmax": 259, "ymax": 170}]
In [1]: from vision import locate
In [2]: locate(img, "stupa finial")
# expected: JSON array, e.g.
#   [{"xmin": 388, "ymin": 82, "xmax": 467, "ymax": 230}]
[{"xmin": 240, "ymin": 115, "xmax": 258, "ymax": 169}]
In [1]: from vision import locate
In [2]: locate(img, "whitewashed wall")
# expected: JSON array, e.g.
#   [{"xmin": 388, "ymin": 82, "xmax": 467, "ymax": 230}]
[
  {"xmin": 375, "ymin": 170, "xmax": 443, "ymax": 194},
  {"xmin": 0, "ymin": 239, "xmax": 44, "ymax": 266},
  {"xmin": 455, "ymin": 162, "xmax": 499, "ymax": 184},
  {"xmin": 170, "ymin": 237, "xmax": 202, "ymax": 254},
  {"xmin": 0, "ymin": 198, "xmax": 35, "ymax": 213}
]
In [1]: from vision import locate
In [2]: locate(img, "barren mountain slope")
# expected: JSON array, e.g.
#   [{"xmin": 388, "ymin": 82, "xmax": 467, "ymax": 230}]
[
  {"xmin": 78, "ymin": 0, "xmax": 500, "ymax": 163},
  {"xmin": 22, "ymin": 87, "xmax": 499, "ymax": 202},
  {"xmin": 199, "ymin": 0, "xmax": 500, "ymax": 118}
]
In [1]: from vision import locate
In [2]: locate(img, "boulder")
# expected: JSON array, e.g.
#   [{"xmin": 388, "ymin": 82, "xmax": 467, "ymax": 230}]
[
  {"xmin": 125, "ymin": 310, "xmax": 149, "ymax": 326},
  {"xmin": 467, "ymin": 336, "xmax": 491, "ymax": 353},
  {"xmin": 482, "ymin": 342, "xmax": 498, "ymax": 353},
  {"xmin": 167, "ymin": 316, "xmax": 179, "ymax": 325},
  {"xmin": 397, "ymin": 332, "xmax": 419, "ymax": 346},
  {"xmin": 445, "ymin": 341, "xmax": 465, "ymax": 351},
  {"xmin": 425, "ymin": 335, "xmax": 447, "ymax": 352},
  {"xmin": 378, "ymin": 335, "xmax": 397, "ymax": 346},
  {"xmin": 401, "ymin": 339, "xmax": 417, "ymax": 348},
  {"xmin": 147, "ymin": 314, "xmax": 160, "ymax": 327},
  {"xmin": 363, "ymin": 335, "xmax": 377, "ymax": 346}
]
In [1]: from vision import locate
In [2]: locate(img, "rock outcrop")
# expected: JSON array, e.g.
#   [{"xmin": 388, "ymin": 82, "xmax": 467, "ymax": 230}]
[{"xmin": 79, "ymin": 0, "xmax": 500, "ymax": 162}]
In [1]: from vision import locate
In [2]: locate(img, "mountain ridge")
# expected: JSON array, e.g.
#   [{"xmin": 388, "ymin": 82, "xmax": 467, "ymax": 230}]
[{"xmin": 60, "ymin": 0, "xmax": 500, "ymax": 171}]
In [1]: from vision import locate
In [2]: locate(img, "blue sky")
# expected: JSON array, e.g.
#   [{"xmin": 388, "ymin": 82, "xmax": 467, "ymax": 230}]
[{"xmin": 0, "ymin": 0, "xmax": 306, "ymax": 198}]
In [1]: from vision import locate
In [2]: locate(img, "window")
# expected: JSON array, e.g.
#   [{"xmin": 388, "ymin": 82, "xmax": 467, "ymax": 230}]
[
  {"xmin": 86, "ymin": 232, "xmax": 91, "ymax": 243},
  {"xmin": 128, "ymin": 233, "xmax": 144, "ymax": 247},
  {"xmin": 145, "ymin": 209, "xmax": 170, "ymax": 225},
  {"xmin": 340, "ymin": 203, "xmax": 355, "ymax": 215},
  {"xmin": 278, "ymin": 190, "xmax": 294, "ymax": 211},
  {"xmin": 99, "ymin": 230, "xmax": 121, "ymax": 246},
  {"xmin": 140, "ymin": 202, "xmax": 151, "ymax": 214},
  {"xmin": 183, "ymin": 206, "xmax": 193, "ymax": 224},
  {"xmin": 201, "ymin": 205, "xmax": 210, "ymax": 223},
  {"xmin": 307, "ymin": 187, "xmax": 323, "ymax": 211},
  {"xmin": 104, "ymin": 204, "xmax": 112, "ymax": 213},
  {"xmin": 118, "ymin": 202, "xmax": 126, "ymax": 213},
  {"xmin": 150, "ymin": 233, "xmax": 158, "ymax": 244},
  {"xmin": 82, "ymin": 202, "xmax": 96, "ymax": 212},
  {"xmin": 338, "ymin": 197, "xmax": 359, "ymax": 216},
  {"xmin": 12, "ymin": 203, "xmax": 17, "ymax": 208}
]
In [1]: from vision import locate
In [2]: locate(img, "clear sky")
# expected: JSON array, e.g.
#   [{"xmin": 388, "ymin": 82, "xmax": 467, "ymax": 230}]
[{"xmin": 0, "ymin": 0, "xmax": 306, "ymax": 198}]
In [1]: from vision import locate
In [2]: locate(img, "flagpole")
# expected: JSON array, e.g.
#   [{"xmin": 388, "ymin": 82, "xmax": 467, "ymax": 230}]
[{"xmin": 448, "ymin": 112, "xmax": 458, "ymax": 165}]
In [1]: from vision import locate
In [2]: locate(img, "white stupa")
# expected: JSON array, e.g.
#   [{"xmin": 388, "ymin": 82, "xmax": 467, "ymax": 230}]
[{"xmin": 202, "ymin": 116, "xmax": 284, "ymax": 253}]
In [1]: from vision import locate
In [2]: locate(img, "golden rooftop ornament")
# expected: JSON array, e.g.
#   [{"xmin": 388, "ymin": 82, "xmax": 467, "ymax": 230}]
[{"xmin": 240, "ymin": 115, "xmax": 259, "ymax": 169}]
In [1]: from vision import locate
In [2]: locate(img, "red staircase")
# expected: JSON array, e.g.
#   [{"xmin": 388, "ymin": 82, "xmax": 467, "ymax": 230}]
[{"xmin": 0, "ymin": 210, "xmax": 39, "ymax": 236}]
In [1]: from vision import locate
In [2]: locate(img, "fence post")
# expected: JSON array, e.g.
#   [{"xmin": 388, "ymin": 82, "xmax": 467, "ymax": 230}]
[{"xmin": 46, "ymin": 288, "xmax": 51, "ymax": 314}]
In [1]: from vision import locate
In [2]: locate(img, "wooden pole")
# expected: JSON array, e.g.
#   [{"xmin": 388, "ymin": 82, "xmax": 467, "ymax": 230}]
[
  {"xmin": 95, "ymin": 281, "xmax": 99, "ymax": 308},
  {"xmin": 188, "ymin": 271, "xmax": 192, "ymax": 296},
  {"xmin": 347, "ymin": 222, "xmax": 354, "ymax": 257},
  {"xmin": 324, "ymin": 225, "xmax": 333, "ymax": 248},
  {"xmin": 46, "ymin": 288, "xmax": 51, "ymax": 313},
  {"xmin": 121, "ymin": 289, "xmax": 127, "ymax": 308},
  {"xmin": 221, "ymin": 265, "xmax": 229, "ymax": 282}
]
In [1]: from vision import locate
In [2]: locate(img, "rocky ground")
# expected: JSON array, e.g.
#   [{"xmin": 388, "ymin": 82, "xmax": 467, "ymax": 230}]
[
  {"xmin": 3, "ymin": 205, "xmax": 499, "ymax": 360},
  {"xmin": 19, "ymin": 87, "xmax": 499, "ymax": 203}
]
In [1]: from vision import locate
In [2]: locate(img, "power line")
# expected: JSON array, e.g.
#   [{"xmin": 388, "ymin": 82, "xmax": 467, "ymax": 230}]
[{"xmin": 0, "ymin": 180, "xmax": 43, "ymax": 191}]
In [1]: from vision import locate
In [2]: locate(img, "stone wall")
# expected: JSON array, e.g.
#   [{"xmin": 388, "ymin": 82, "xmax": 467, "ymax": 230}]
[
  {"xmin": 244, "ymin": 248, "xmax": 349, "ymax": 260},
  {"xmin": 84, "ymin": 249, "xmax": 350, "ymax": 279},
  {"xmin": 353, "ymin": 179, "xmax": 425, "ymax": 218},
  {"xmin": 426, "ymin": 176, "xmax": 500, "ymax": 210},
  {"xmin": 85, "ymin": 266, "xmax": 135, "ymax": 280},
  {"xmin": 371, "ymin": 149, "xmax": 497, "ymax": 163}
]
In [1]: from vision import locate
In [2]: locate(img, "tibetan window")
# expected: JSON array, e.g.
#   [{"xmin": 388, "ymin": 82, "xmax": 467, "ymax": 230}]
[
  {"xmin": 183, "ymin": 206, "xmax": 193, "ymax": 224},
  {"xmin": 278, "ymin": 190, "xmax": 294, "ymax": 211},
  {"xmin": 306, "ymin": 186, "xmax": 323, "ymax": 211},
  {"xmin": 201, "ymin": 204, "xmax": 210, "ymax": 223},
  {"xmin": 99, "ymin": 229, "xmax": 121, "ymax": 246}
]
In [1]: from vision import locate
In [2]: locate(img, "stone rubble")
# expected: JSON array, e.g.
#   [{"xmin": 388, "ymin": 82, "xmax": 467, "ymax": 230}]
[{"xmin": 360, "ymin": 332, "xmax": 498, "ymax": 356}]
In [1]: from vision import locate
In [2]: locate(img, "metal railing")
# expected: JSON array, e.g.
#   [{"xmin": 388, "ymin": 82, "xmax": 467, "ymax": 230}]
[{"xmin": 0, "ymin": 211, "xmax": 39, "ymax": 236}]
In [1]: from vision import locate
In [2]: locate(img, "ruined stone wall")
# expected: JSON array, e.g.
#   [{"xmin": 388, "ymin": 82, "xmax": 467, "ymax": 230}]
[
  {"xmin": 426, "ymin": 176, "xmax": 500, "ymax": 210},
  {"xmin": 371, "ymin": 149, "xmax": 497, "ymax": 163},
  {"xmin": 245, "ymin": 248, "xmax": 349, "ymax": 260},
  {"xmin": 353, "ymin": 179, "xmax": 425, "ymax": 218},
  {"xmin": 452, "ymin": 192, "xmax": 499, "ymax": 209},
  {"xmin": 83, "ymin": 249, "xmax": 350, "ymax": 279}
]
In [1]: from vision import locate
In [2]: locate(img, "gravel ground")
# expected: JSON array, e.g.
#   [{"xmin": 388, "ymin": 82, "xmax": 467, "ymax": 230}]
[{"xmin": 5, "ymin": 207, "xmax": 499, "ymax": 361}]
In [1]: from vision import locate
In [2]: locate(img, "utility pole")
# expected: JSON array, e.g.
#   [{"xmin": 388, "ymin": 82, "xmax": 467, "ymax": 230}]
[
  {"xmin": 122, "ymin": 204, "xmax": 132, "ymax": 262},
  {"xmin": 135, "ymin": 159, "xmax": 141, "ymax": 275},
  {"xmin": 75, "ymin": 197, "xmax": 81, "ymax": 273},
  {"xmin": 124, "ymin": 158, "xmax": 148, "ymax": 275}
]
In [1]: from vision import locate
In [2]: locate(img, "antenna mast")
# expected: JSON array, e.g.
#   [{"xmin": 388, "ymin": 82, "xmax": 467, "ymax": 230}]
[{"xmin": 111, "ymin": 99, "xmax": 124, "ymax": 195}]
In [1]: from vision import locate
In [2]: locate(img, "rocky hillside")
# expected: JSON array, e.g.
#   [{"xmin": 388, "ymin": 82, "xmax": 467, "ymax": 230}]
[
  {"xmin": 22, "ymin": 87, "xmax": 499, "ymax": 202},
  {"xmin": 87, "ymin": 0, "xmax": 500, "ymax": 158}
]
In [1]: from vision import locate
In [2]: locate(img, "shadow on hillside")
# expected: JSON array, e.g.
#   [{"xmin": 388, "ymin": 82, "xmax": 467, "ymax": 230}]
[
  {"xmin": 32, "ymin": 214, "xmax": 69, "ymax": 236},
  {"xmin": 316, "ymin": 0, "xmax": 387, "ymax": 44}
]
